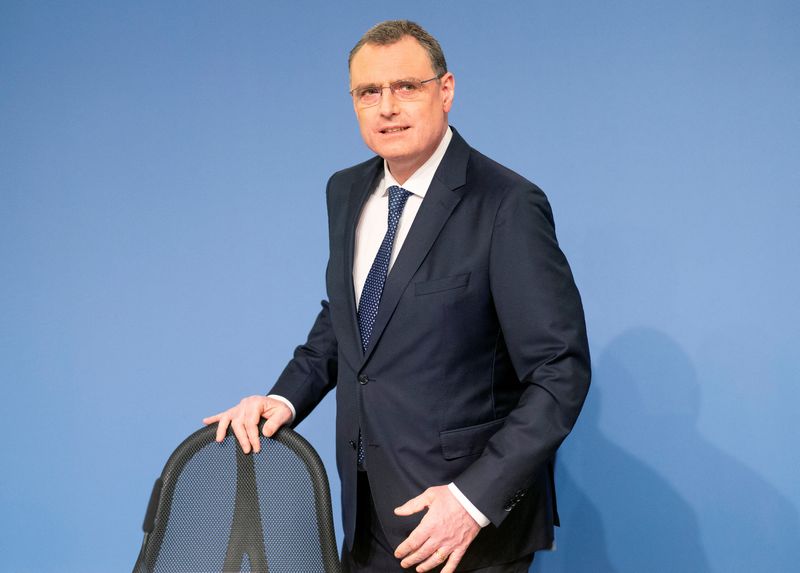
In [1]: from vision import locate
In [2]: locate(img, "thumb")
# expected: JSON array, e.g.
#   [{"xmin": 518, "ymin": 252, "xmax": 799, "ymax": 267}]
[
  {"xmin": 261, "ymin": 410, "xmax": 290, "ymax": 438},
  {"xmin": 394, "ymin": 492, "xmax": 430, "ymax": 516},
  {"xmin": 261, "ymin": 419, "xmax": 280, "ymax": 438}
]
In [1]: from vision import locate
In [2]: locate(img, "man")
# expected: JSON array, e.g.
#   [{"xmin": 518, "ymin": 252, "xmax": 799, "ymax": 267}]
[{"xmin": 204, "ymin": 20, "xmax": 590, "ymax": 573}]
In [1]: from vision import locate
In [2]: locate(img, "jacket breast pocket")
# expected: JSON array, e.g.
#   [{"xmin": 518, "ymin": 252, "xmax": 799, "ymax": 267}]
[
  {"xmin": 414, "ymin": 272, "xmax": 471, "ymax": 296},
  {"xmin": 439, "ymin": 417, "xmax": 506, "ymax": 460}
]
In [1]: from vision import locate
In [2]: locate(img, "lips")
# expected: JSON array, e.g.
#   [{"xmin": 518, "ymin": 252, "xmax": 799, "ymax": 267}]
[{"xmin": 380, "ymin": 126, "xmax": 410, "ymax": 134}]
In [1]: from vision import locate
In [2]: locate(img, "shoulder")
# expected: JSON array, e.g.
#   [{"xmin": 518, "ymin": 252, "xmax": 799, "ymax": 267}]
[
  {"xmin": 465, "ymin": 146, "xmax": 553, "ymax": 224},
  {"xmin": 466, "ymin": 147, "xmax": 542, "ymax": 195},
  {"xmin": 327, "ymin": 155, "xmax": 382, "ymax": 191}
]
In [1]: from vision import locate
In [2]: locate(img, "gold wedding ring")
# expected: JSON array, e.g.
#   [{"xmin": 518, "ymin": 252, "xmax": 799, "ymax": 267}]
[{"xmin": 434, "ymin": 549, "xmax": 447, "ymax": 563}]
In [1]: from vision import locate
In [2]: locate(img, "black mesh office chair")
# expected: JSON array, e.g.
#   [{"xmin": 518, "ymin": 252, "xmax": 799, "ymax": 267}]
[{"xmin": 133, "ymin": 423, "xmax": 341, "ymax": 573}]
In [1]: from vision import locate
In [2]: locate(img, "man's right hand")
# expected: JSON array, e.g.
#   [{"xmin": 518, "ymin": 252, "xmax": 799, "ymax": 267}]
[{"xmin": 202, "ymin": 396, "xmax": 293, "ymax": 454}]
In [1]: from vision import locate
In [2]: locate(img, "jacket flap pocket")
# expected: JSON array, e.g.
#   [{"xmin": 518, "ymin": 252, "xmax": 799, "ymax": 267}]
[
  {"xmin": 414, "ymin": 272, "xmax": 470, "ymax": 296},
  {"xmin": 439, "ymin": 417, "xmax": 506, "ymax": 460}
]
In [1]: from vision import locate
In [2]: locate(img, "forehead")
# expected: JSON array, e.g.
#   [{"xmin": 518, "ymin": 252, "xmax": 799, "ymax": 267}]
[{"xmin": 350, "ymin": 36, "xmax": 435, "ymax": 85}]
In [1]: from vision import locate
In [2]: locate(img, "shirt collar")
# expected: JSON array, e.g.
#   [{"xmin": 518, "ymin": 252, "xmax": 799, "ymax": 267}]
[{"xmin": 380, "ymin": 126, "xmax": 453, "ymax": 198}]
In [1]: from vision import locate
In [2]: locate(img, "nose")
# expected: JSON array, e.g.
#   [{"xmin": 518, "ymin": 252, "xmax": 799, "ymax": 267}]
[{"xmin": 378, "ymin": 86, "xmax": 399, "ymax": 117}]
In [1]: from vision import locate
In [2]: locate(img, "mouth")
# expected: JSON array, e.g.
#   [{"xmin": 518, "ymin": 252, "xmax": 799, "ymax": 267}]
[{"xmin": 379, "ymin": 126, "xmax": 410, "ymax": 134}]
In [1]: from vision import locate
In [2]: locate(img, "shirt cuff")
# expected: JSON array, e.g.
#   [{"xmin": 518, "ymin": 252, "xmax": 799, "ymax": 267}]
[
  {"xmin": 266, "ymin": 394, "xmax": 296, "ymax": 423},
  {"xmin": 448, "ymin": 483, "xmax": 490, "ymax": 528}
]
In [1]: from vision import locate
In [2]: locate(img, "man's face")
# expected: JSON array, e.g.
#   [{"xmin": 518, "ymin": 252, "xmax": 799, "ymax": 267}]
[{"xmin": 349, "ymin": 36, "xmax": 455, "ymax": 182}]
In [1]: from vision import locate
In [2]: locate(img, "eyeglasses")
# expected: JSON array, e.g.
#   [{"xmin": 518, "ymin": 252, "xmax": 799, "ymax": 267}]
[{"xmin": 349, "ymin": 73, "xmax": 444, "ymax": 107}]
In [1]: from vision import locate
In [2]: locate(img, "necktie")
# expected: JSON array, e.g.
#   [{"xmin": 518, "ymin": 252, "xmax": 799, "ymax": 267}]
[
  {"xmin": 357, "ymin": 185, "xmax": 412, "ymax": 352},
  {"xmin": 356, "ymin": 185, "xmax": 412, "ymax": 466}
]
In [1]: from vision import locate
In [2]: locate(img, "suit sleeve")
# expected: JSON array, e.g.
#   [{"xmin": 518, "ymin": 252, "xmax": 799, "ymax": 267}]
[
  {"xmin": 266, "ymin": 298, "xmax": 338, "ymax": 427},
  {"xmin": 265, "ymin": 173, "xmax": 343, "ymax": 426},
  {"xmin": 452, "ymin": 183, "xmax": 591, "ymax": 526}
]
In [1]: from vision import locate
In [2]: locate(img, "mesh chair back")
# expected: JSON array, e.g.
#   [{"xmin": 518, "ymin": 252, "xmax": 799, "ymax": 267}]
[{"xmin": 133, "ymin": 424, "xmax": 341, "ymax": 573}]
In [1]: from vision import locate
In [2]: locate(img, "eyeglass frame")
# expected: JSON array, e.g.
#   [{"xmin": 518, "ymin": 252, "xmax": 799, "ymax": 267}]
[{"xmin": 349, "ymin": 73, "xmax": 446, "ymax": 107}]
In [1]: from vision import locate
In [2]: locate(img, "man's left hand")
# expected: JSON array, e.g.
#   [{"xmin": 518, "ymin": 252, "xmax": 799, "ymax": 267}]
[{"xmin": 393, "ymin": 485, "xmax": 481, "ymax": 572}]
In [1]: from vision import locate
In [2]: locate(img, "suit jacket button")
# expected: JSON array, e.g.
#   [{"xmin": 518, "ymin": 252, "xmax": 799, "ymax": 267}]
[
  {"xmin": 349, "ymin": 440, "xmax": 356, "ymax": 449},
  {"xmin": 358, "ymin": 375, "xmax": 369, "ymax": 385}
]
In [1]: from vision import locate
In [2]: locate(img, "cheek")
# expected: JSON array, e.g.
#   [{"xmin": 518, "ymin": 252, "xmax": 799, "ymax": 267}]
[{"xmin": 356, "ymin": 116, "xmax": 373, "ymax": 141}]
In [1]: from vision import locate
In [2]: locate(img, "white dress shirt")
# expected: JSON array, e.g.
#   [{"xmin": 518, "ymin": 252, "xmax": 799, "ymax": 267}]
[
  {"xmin": 271, "ymin": 127, "xmax": 490, "ymax": 528},
  {"xmin": 352, "ymin": 127, "xmax": 452, "ymax": 306}
]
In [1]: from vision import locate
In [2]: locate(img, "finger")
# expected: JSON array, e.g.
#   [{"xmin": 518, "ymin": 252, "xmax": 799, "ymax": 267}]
[
  {"xmin": 394, "ymin": 492, "xmax": 430, "ymax": 516},
  {"xmin": 414, "ymin": 548, "xmax": 448, "ymax": 573},
  {"xmin": 215, "ymin": 416, "xmax": 230, "ymax": 442},
  {"xmin": 440, "ymin": 548, "xmax": 466, "ymax": 573},
  {"xmin": 399, "ymin": 537, "xmax": 439, "ymax": 569},
  {"xmin": 202, "ymin": 413, "xmax": 222, "ymax": 425},
  {"xmin": 230, "ymin": 419, "xmax": 252, "ymax": 454},
  {"xmin": 244, "ymin": 419, "xmax": 261, "ymax": 453},
  {"xmin": 394, "ymin": 528, "xmax": 430, "ymax": 560}
]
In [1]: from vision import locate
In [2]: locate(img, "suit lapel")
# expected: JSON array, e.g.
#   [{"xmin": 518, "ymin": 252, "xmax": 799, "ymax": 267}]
[
  {"xmin": 358, "ymin": 128, "xmax": 471, "ymax": 368},
  {"xmin": 342, "ymin": 158, "xmax": 382, "ymax": 361}
]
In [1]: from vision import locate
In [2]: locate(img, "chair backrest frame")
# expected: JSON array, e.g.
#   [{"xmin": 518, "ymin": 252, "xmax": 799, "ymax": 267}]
[{"xmin": 133, "ymin": 423, "xmax": 341, "ymax": 573}]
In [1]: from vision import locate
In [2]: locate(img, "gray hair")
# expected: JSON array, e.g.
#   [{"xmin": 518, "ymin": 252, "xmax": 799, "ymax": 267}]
[{"xmin": 348, "ymin": 20, "xmax": 448, "ymax": 77}]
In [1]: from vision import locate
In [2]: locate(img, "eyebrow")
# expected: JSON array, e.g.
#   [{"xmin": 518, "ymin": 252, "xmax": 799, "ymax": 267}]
[{"xmin": 352, "ymin": 77, "xmax": 421, "ymax": 89}]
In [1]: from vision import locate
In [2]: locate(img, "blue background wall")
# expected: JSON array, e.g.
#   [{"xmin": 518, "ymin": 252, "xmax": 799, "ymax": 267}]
[{"xmin": 2, "ymin": 1, "xmax": 798, "ymax": 571}]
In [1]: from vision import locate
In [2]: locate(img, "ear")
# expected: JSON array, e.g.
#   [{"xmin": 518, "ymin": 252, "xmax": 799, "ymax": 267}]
[{"xmin": 440, "ymin": 72, "xmax": 455, "ymax": 113}]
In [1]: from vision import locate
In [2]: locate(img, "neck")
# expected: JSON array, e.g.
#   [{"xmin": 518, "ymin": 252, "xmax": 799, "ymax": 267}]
[{"xmin": 386, "ymin": 158, "xmax": 426, "ymax": 186}]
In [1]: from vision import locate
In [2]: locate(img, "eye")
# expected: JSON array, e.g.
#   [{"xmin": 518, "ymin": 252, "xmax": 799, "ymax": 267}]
[
  {"xmin": 395, "ymin": 81, "xmax": 419, "ymax": 92},
  {"xmin": 358, "ymin": 86, "xmax": 381, "ymax": 97}
]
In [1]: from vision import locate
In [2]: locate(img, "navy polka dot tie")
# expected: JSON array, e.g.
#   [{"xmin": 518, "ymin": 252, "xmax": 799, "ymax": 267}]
[
  {"xmin": 356, "ymin": 185, "xmax": 412, "ymax": 466},
  {"xmin": 357, "ymin": 185, "xmax": 412, "ymax": 352}
]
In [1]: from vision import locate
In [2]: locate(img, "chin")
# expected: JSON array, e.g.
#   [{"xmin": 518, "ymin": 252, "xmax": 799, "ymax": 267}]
[{"xmin": 371, "ymin": 143, "xmax": 411, "ymax": 161}]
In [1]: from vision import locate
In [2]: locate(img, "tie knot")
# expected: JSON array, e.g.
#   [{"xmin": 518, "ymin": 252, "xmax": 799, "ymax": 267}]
[{"xmin": 387, "ymin": 185, "xmax": 412, "ymax": 215}]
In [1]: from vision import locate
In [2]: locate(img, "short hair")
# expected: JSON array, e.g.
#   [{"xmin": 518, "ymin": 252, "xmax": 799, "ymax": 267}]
[{"xmin": 348, "ymin": 20, "xmax": 448, "ymax": 77}]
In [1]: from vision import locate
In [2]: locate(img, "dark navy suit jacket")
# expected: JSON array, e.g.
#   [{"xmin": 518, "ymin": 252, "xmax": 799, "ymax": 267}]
[{"xmin": 269, "ymin": 128, "xmax": 590, "ymax": 568}]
